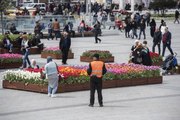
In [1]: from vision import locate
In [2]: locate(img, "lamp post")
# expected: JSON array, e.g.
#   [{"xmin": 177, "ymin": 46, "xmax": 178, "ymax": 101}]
[
  {"xmin": 131, "ymin": 0, "xmax": 134, "ymax": 12},
  {"xmin": 119, "ymin": 0, "xmax": 124, "ymax": 10}
]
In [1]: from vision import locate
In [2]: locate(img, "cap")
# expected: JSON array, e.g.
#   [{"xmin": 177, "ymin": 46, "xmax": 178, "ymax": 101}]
[{"xmin": 47, "ymin": 56, "xmax": 52, "ymax": 63}]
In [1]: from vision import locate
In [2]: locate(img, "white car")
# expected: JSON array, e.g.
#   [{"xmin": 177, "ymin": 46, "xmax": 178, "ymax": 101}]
[{"xmin": 21, "ymin": 3, "xmax": 46, "ymax": 11}]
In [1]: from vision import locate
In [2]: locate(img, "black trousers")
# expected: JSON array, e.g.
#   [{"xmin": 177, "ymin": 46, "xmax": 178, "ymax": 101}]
[
  {"xmin": 174, "ymin": 18, "xmax": 179, "ymax": 24},
  {"xmin": 61, "ymin": 48, "xmax": 69, "ymax": 64},
  {"xmin": 90, "ymin": 76, "xmax": 103, "ymax": 105},
  {"xmin": 152, "ymin": 43, "xmax": 161, "ymax": 55},
  {"xmin": 162, "ymin": 43, "xmax": 174, "ymax": 57},
  {"xmin": 95, "ymin": 33, "xmax": 101, "ymax": 43}
]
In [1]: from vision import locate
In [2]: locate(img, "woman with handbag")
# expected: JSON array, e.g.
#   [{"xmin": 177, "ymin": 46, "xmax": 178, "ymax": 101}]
[
  {"xmin": 20, "ymin": 35, "xmax": 31, "ymax": 69},
  {"xmin": 44, "ymin": 56, "xmax": 59, "ymax": 98}
]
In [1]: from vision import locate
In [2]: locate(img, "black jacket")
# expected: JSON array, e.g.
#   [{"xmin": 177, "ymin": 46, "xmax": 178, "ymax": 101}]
[
  {"xmin": 141, "ymin": 48, "xmax": 152, "ymax": 66},
  {"xmin": 153, "ymin": 31, "xmax": 162, "ymax": 44},
  {"xmin": 59, "ymin": 36, "xmax": 71, "ymax": 50}
]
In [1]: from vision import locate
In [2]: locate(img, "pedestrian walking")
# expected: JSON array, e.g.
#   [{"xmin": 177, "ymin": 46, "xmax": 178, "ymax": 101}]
[
  {"xmin": 162, "ymin": 27, "xmax": 174, "ymax": 57},
  {"xmin": 34, "ymin": 21, "xmax": 41, "ymax": 36},
  {"xmin": 87, "ymin": 53, "xmax": 107, "ymax": 107},
  {"xmin": 79, "ymin": 20, "xmax": 85, "ymax": 37},
  {"xmin": 152, "ymin": 28, "xmax": 162, "ymax": 55},
  {"xmin": 139, "ymin": 19, "xmax": 146, "ymax": 40},
  {"xmin": 53, "ymin": 18, "xmax": 60, "ymax": 40},
  {"xmin": 174, "ymin": 10, "xmax": 180, "ymax": 24},
  {"xmin": 59, "ymin": 32, "xmax": 71, "ymax": 65},
  {"xmin": 159, "ymin": 20, "xmax": 166, "ymax": 34},
  {"xmin": 131, "ymin": 20, "xmax": 138, "ymax": 39},
  {"xmin": 150, "ymin": 19, "xmax": 156, "ymax": 38},
  {"xmin": 47, "ymin": 19, "xmax": 54, "ymax": 40},
  {"xmin": 63, "ymin": 22, "xmax": 75, "ymax": 37},
  {"xmin": 45, "ymin": 56, "xmax": 59, "ymax": 98},
  {"xmin": 20, "ymin": 35, "xmax": 31, "ymax": 69},
  {"xmin": 93, "ymin": 21, "xmax": 101, "ymax": 43}
]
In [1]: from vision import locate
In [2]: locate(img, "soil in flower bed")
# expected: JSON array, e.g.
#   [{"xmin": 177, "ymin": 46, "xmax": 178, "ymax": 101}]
[
  {"xmin": 0, "ymin": 62, "xmax": 22, "ymax": 69},
  {"xmin": 3, "ymin": 76, "xmax": 162, "ymax": 93},
  {"xmin": 80, "ymin": 56, "xmax": 114, "ymax": 63},
  {"xmin": 41, "ymin": 52, "xmax": 74, "ymax": 59}
]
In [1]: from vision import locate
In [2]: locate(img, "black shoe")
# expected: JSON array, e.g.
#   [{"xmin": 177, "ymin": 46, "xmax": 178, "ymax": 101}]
[
  {"xmin": 99, "ymin": 104, "xmax": 103, "ymax": 107},
  {"xmin": 88, "ymin": 104, "xmax": 93, "ymax": 107}
]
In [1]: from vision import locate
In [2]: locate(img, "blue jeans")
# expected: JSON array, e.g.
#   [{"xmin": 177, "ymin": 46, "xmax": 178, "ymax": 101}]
[
  {"xmin": 48, "ymin": 29, "xmax": 53, "ymax": 40},
  {"xmin": 23, "ymin": 50, "xmax": 31, "ymax": 68},
  {"xmin": 48, "ymin": 85, "xmax": 58, "ymax": 95},
  {"xmin": 139, "ymin": 29, "xmax": 146, "ymax": 39},
  {"xmin": 54, "ymin": 30, "xmax": 60, "ymax": 40},
  {"xmin": 5, "ymin": 44, "xmax": 13, "ymax": 51}
]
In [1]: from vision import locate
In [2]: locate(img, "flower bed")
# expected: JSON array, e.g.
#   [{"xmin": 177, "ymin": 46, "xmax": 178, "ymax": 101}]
[
  {"xmin": 150, "ymin": 52, "xmax": 163, "ymax": 66},
  {"xmin": 41, "ymin": 47, "xmax": 74, "ymax": 59},
  {"xmin": 2, "ymin": 63, "xmax": 163, "ymax": 93},
  {"xmin": 0, "ymin": 53, "xmax": 22, "ymax": 69},
  {"xmin": 80, "ymin": 50, "xmax": 114, "ymax": 62}
]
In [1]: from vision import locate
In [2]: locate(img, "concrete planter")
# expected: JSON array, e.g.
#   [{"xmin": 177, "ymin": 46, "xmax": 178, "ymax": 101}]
[
  {"xmin": 80, "ymin": 56, "xmax": 114, "ymax": 63},
  {"xmin": 131, "ymin": 78, "xmax": 148, "ymax": 86},
  {"xmin": 147, "ymin": 76, "xmax": 163, "ymax": 84},
  {"xmin": 116, "ymin": 79, "xmax": 132, "ymax": 87},
  {"xmin": 29, "ymin": 47, "xmax": 42, "ymax": 54},
  {"xmin": 3, "ymin": 80, "xmax": 47, "ymax": 93},
  {"xmin": 41, "ymin": 51, "xmax": 74, "ymax": 59},
  {"xmin": 0, "ymin": 47, "xmax": 42, "ymax": 54},
  {"xmin": 103, "ymin": 80, "xmax": 117, "ymax": 88},
  {"xmin": 3, "ymin": 76, "xmax": 163, "ymax": 93}
]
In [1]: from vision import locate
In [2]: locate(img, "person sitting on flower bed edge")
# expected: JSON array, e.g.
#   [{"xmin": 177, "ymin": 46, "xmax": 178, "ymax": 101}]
[
  {"xmin": 2, "ymin": 32, "xmax": 13, "ymax": 53},
  {"xmin": 130, "ymin": 40, "xmax": 152, "ymax": 66}
]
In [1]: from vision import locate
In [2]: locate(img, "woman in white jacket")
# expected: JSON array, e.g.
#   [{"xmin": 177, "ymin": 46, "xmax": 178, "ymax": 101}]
[{"xmin": 45, "ymin": 56, "xmax": 59, "ymax": 98}]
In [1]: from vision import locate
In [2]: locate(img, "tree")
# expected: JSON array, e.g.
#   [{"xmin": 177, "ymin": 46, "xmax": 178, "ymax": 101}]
[
  {"xmin": 149, "ymin": 0, "xmax": 177, "ymax": 16},
  {"xmin": 0, "ymin": 0, "xmax": 11, "ymax": 34}
]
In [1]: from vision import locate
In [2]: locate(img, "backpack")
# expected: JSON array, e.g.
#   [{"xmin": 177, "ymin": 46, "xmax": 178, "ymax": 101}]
[{"xmin": 48, "ymin": 23, "xmax": 53, "ymax": 29}]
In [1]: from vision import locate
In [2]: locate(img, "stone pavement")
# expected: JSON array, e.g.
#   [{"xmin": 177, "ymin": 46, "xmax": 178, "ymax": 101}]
[{"xmin": 0, "ymin": 21, "xmax": 180, "ymax": 120}]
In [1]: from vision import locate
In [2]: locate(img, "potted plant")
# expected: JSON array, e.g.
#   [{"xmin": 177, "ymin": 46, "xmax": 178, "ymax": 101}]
[
  {"xmin": 0, "ymin": 53, "xmax": 23, "ymax": 69},
  {"xmin": 41, "ymin": 47, "xmax": 74, "ymax": 59},
  {"xmin": 80, "ymin": 50, "xmax": 114, "ymax": 62}
]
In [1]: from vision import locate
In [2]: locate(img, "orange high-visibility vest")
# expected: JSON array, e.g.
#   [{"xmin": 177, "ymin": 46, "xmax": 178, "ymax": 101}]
[{"xmin": 90, "ymin": 61, "xmax": 104, "ymax": 78}]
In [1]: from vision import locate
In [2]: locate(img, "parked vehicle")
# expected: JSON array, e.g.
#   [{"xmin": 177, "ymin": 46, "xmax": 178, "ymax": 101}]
[{"xmin": 20, "ymin": 3, "xmax": 46, "ymax": 11}]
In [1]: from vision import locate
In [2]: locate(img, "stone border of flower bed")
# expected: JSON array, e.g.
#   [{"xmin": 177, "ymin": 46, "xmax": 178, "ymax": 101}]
[
  {"xmin": 2, "ymin": 76, "xmax": 163, "ymax": 93},
  {"xmin": 0, "ymin": 47, "xmax": 43, "ymax": 54},
  {"xmin": 152, "ymin": 61, "xmax": 163, "ymax": 66},
  {"xmin": 80, "ymin": 56, "xmax": 114, "ymax": 63},
  {"xmin": 0, "ymin": 62, "xmax": 22, "ymax": 69},
  {"xmin": 41, "ymin": 51, "xmax": 74, "ymax": 59}
]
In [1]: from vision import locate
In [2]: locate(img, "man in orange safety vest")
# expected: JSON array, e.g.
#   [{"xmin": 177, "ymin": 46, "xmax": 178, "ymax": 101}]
[{"xmin": 87, "ymin": 53, "xmax": 107, "ymax": 107}]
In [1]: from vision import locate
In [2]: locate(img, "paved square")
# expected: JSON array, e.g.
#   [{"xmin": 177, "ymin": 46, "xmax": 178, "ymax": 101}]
[{"xmin": 0, "ymin": 20, "xmax": 180, "ymax": 120}]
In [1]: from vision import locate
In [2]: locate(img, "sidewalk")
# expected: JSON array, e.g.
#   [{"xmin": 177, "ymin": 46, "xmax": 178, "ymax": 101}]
[{"xmin": 0, "ymin": 21, "xmax": 180, "ymax": 120}]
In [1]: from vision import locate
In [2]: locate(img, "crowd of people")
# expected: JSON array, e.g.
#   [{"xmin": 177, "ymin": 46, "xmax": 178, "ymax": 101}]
[{"xmin": 2, "ymin": 5, "xmax": 180, "ymax": 101}]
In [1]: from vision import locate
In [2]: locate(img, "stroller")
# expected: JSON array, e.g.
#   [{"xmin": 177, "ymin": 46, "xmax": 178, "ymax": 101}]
[{"xmin": 162, "ymin": 53, "xmax": 178, "ymax": 75}]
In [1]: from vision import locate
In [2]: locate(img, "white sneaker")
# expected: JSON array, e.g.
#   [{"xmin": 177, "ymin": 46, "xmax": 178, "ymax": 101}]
[
  {"xmin": 51, "ymin": 94, "xmax": 56, "ymax": 98},
  {"xmin": 48, "ymin": 93, "xmax": 51, "ymax": 97}
]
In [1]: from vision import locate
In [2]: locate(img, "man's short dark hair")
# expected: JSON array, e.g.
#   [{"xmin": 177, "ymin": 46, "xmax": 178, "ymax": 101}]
[
  {"xmin": 143, "ymin": 40, "xmax": 147, "ymax": 45},
  {"xmin": 93, "ymin": 53, "xmax": 99, "ymax": 59}
]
